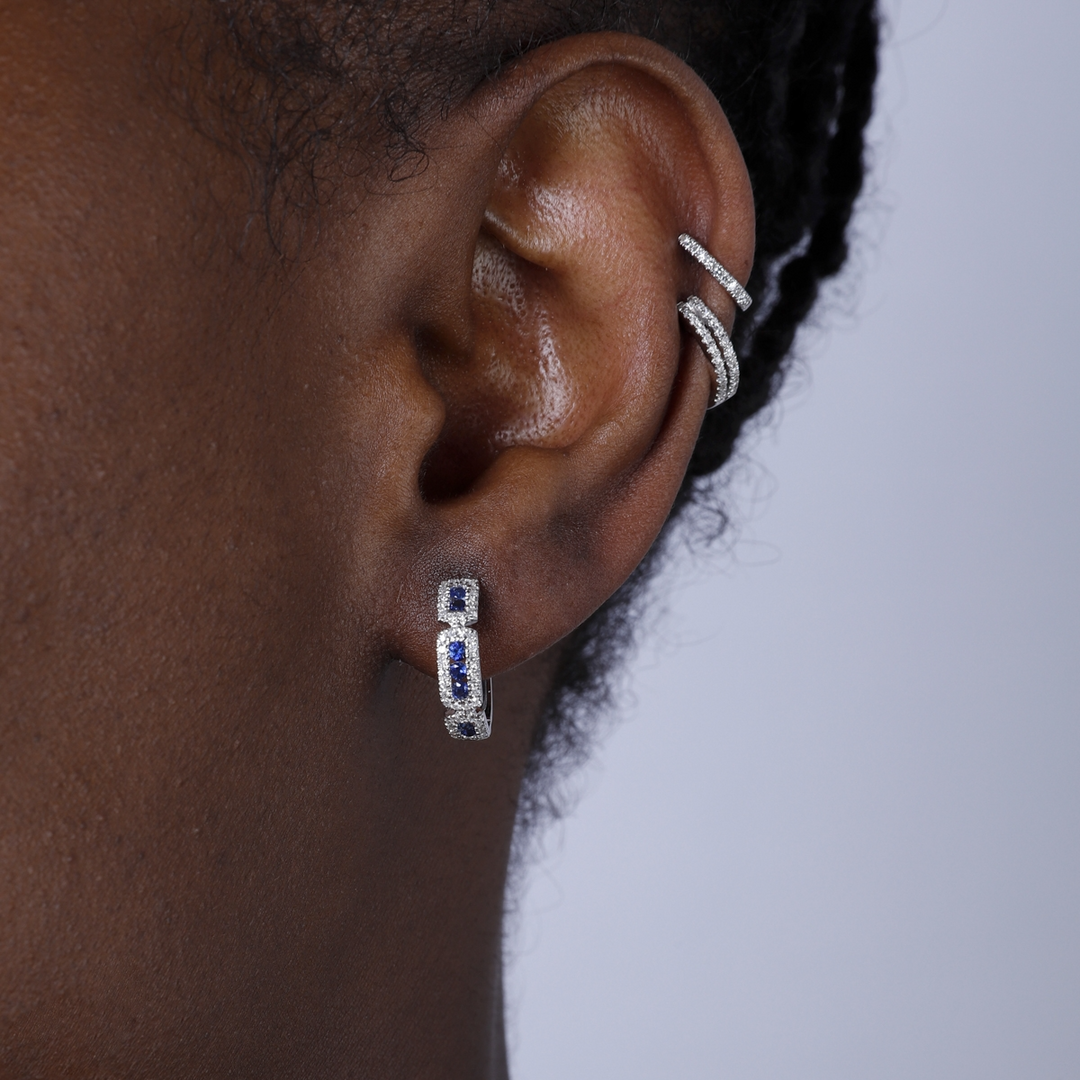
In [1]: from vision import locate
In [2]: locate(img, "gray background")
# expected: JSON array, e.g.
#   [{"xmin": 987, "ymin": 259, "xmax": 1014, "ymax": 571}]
[{"xmin": 507, "ymin": 0, "xmax": 1080, "ymax": 1076}]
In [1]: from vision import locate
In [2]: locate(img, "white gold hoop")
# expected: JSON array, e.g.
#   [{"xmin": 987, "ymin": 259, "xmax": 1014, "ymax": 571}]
[
  {"xmin": 436, "ymin": 578, "xmax": 492, "ymax": 741},
  {"xmin": 677, "ymin": 295, "xmax": 740, "ymax": 407},
  {"xmin": 677, "ymin": 234, "xmax": 751, "ymax": 408},
  {"xmin": 678, "ymin": 233, "xmax": 752, "ymax": 312}
]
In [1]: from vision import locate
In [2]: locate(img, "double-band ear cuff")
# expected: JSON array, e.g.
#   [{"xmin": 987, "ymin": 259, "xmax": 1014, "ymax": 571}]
[
  {"xmin": 677, "ymin": 233, "xmax": 752, "ymax": 408},
  {"xmin": 436, "ymin": 578, "xmax": 493, "ymax": 741}
]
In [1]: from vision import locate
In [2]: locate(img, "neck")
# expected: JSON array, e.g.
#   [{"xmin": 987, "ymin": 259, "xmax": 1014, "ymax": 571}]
[{"xmin": 291, "ymin": 653, "xmax": 552, "ymax": 1078}]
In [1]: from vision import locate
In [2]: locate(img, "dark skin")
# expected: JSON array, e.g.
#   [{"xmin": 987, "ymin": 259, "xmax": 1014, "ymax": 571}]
[{"xmin": 0, "ymin": 2, "xmax": 754, "ymax": 1075}]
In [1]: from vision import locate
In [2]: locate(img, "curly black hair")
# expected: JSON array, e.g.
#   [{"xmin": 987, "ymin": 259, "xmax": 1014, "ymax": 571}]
[{"xmin": 195, "ymin": 0, "xmax": 880, "ymax": 830}]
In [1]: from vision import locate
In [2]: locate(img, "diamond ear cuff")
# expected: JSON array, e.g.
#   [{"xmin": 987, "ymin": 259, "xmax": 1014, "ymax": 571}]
[
  {"xmin": 677, "ymin": 233, "xmax": 752, "ymax": 408},
  {"xmin": 436, "ymin": 578, "xmax": 493, "ymax": 741}
]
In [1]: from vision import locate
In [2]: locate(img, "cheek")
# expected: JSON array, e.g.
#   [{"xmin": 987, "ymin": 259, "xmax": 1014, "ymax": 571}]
[{"xmin": 0, "ymin": 39, "xmax": 389, "ymax": 1056}]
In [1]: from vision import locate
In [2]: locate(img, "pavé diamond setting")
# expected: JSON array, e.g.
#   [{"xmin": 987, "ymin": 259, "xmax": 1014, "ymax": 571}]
[
  {"xmin": 677, "ymin": 294, "xmax": 740, "ymax": 406},
  {"xmin": 436, "ymin": 578, "xmax": 492, "ymax": 741},
  {"xmin": 678, "ymin": 233, "xmax": 753, "ymax": 313},
  {"xmin": 677, "ymin": 233, "xmax": 752, "ymax": 408}
]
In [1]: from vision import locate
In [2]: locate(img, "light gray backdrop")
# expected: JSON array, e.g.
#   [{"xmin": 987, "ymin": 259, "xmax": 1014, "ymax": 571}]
[{"xmin": 507, "ymin": 0, "xmax": 1080, "ymax": 1077}]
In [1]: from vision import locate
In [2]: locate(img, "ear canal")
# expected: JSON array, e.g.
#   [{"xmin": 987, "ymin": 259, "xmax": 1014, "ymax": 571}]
[{"xmin": 418, "ymin": 229, "xmax": 570, "ymax": 503}]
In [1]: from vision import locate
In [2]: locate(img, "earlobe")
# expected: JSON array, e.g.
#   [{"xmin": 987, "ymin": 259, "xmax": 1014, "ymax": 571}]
[{"xmin": 380, "ymin": 34, "xmax": 755, "ymax": 698}]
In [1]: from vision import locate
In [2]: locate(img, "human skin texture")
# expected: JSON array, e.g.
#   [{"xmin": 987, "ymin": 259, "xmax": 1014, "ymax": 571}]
[{"xmin": 0, "ymin": 3, "xmax": 754, "ymax": 1075}]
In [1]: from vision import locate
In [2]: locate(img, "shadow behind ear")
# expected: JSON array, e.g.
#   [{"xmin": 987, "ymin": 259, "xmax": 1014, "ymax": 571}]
[{"xmin": 394, "ymin": 39, "xmax": 754, "ymax": 676}]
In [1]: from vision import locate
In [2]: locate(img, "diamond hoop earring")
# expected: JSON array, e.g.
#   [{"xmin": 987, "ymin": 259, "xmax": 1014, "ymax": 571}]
[
  {"xmin": 677, "ymin": 233, "xmax": 752, "ymax": 408},
  {"xmin": 436, "ymin": 578, "xmax": 493, "ymax": 741}
]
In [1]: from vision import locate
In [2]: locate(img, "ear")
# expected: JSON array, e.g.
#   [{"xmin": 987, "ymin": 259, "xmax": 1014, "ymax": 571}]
[{"xmin": 364, "ymin": 32, "xmax": 754, "ymax": 679}]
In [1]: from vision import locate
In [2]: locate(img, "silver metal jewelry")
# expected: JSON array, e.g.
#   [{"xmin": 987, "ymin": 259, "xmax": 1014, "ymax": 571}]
[
  {"xmin": 677, "ymin": 233, "xmax": 752, "ymax": 408},
  {"xmin": 678, "ymin": 233, "xmax": 752, "ymax": 312},
  {"xmin": 677, "ymin": 294, "xmax": 740, "ymax": 407},
  {"xmin": 436, "ymin": 578, "xmax": 492, "ymax": 741}
]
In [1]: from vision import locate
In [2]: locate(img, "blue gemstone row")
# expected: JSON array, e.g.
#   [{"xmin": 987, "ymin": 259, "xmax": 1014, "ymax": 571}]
[
  {"xmin": 448, "ymin": 639, "xmax": 469, "ymax": 699},
  {"xmin": 448, "ymin": 586, "xmax": 467, "ymax": 612}
]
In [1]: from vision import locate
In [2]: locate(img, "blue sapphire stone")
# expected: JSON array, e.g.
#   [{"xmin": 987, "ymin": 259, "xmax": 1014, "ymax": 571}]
[
  {"xmin": 449, "ymin": 661, "xmax": 467, "ymax": 680},
  {"xmin": 458, "ymin": 721, "xmax": 477, "ymax": 739},
  {"xmin": 451, "ymin": 679, "xmax": 469, "ymax": 700},
  {"xmin": 448, "ymin": 586, "xmax": 467, "ymax": 612},
  {"xmin": 448, "ymin": 640, "xmax": 466, "ymax": 661}
]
